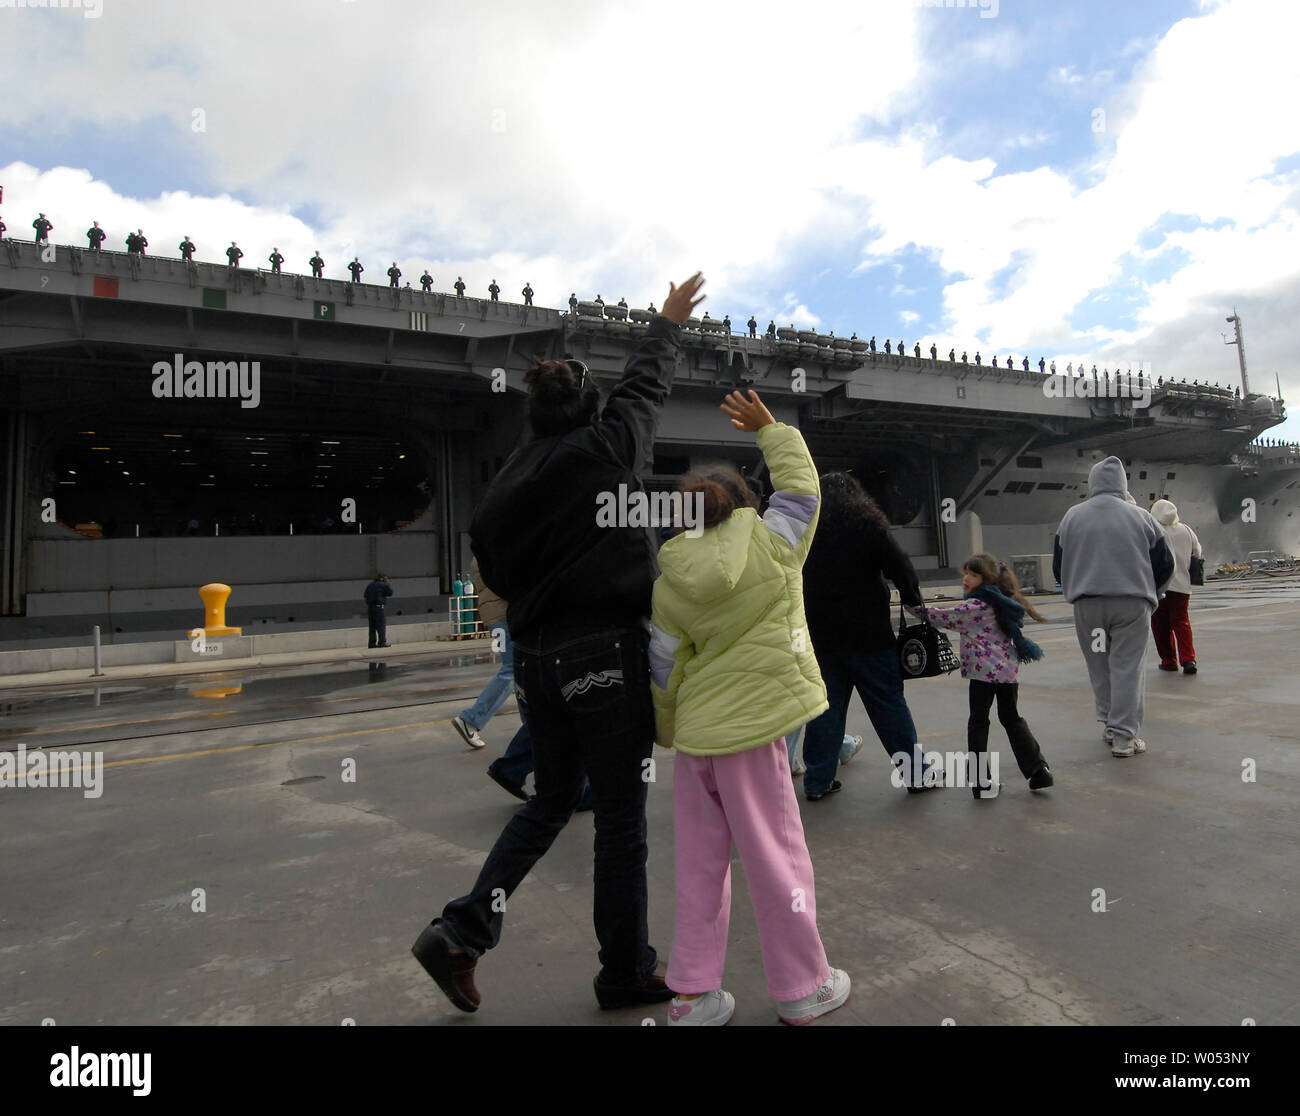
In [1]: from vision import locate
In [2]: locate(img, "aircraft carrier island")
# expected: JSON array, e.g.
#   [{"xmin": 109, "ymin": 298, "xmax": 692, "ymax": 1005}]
[{"xmin": 1, "ymin": 239, "xmax": 1293, "ymax": 641}]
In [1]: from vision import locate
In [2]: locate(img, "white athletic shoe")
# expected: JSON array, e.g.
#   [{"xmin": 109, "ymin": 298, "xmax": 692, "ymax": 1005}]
[
  {"xmin": 777, "ymin": 968, "xmax": 851, "ymax": 1026},
  {"xmin": 1111, "ymin": 735, "xmax": 1147, "ymax": 757},
  {"xmin": 790, "ymin": 756, "xmax": 806, "ymax": 777},
  {"xmin": 452, "ymin": 716, "xmax": 486, "ymax": 750},
  {"xmin": 839, "ymin": 735, "xmax": 865, "ymax": 764},
  {"xmin": 667, "ymin": 990, "xmax": 735, "ymax": 1027}
]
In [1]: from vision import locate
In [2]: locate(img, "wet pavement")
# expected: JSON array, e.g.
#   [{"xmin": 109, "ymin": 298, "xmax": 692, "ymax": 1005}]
[{"xmin": 1, "ymin": 579, "xmax": 1297, "ymax": 1026}]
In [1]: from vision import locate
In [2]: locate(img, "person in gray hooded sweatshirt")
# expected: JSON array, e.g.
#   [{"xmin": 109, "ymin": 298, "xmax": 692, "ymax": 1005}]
[
  {"xmin": 1148, "ymin": 499, "xmax": 1202, "ymax": 674},
  {"xmin": 1053, "ymin": 457, "xmax": 1174, "ymax": 757}
]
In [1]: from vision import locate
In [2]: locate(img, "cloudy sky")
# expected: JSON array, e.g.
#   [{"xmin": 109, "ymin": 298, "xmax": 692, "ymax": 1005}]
[{"xmin": 2, "ymin": 0, "xmax": 1298, "ymax": 439}]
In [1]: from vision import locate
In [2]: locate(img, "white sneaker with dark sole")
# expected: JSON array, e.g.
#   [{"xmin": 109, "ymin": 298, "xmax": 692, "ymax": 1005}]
[
  {"xmin": 777, "ymin": 968, "xmax": 851, "ymax": 1025},
  {"xmin": 667, "ymin": 990, "xmax": 735, "ymax": 1026},
  {"xmin": 452, "ymin": 716, "xmax": 486, "ymax": 750},
  {"xmin": 1111, "ymin": 735, "xmax": 1147, "ymax": 757}
]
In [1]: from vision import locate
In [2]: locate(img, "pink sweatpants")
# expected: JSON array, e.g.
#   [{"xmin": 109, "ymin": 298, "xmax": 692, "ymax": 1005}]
[{"xmin": 666, "ymin": 738, "xmax": 831, "ymax": 1002}]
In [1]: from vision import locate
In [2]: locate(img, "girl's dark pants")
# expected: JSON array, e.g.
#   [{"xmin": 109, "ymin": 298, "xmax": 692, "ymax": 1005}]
[{"xmin": 968, "ymin": 680, "xmax": 1046, "ymax": 779}]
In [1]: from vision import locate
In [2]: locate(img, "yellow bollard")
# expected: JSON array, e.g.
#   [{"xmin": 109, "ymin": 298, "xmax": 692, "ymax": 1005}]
[{"xmin": 191, "ymin": 582, "xmax": 243, "ymax": 637}]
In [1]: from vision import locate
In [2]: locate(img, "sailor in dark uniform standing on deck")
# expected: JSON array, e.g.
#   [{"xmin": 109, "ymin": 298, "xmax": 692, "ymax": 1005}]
[
  {"xmin": 568, "ymin": 292, "xmax": 578, "ymax": 314},
  {"xmin": 87, "ymin": 222, "xmax": 106, "ymax": 252},
  {"xmin": 180, "ymin": 235, "xmax": 196, "ymax": 261},
  {"xmin": 309, "ymin": 251, "xmax": 325, "ymax": 278},
  {"xmin": 33, "ymin": 213, "xmax": 53, "ymax": 244},
  {"xmin": 269, "ymin": 247, "xmax": 284, "ymax": 274},
  {"xmin": 364, "ymin": 574, "xmax": 393, "ymax": 649},
  {"xmin": 454, "ymin": 276, "xmax": 466, "ymax": 297},
  {"xmin": 522, "ymin": 282, "xmax": 534, "ymax": 306},
  {"xmin": 421, "ymin": 270, "xmax": 433, "ymax": 292},
  {"xmin": 226, "ymin": 242, "xmax": 243, "ymax": 269},
  {"xmin": 488, "ymin": 279, "xmax": 500, "ymax": 301},
  {"xmin": 348, "ymin": 257, "xmax": 364, "ymax": 283},
  {"xmin": 388, "ymin": 262, "xmax": 402, "ymax": 288}
]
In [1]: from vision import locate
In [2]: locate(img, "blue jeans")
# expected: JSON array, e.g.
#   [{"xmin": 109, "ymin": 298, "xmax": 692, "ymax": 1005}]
[
  {"xmin": 785, "ymin": 726, "xmax": 858, "ymax": 768},
  {"xmin": 803, "ymin": 645, "xmax": 927, "ymax": 794},
  {"xmin": 489, "ymin": 721, "xmax": 593, "ymax": 810},
  {"xmin": 459, "ymin": 624, "xmax": 513, "ymax": 732},
  {"xmin": 438, "ymin": 624, "xmax": 656, "ymax": 981}
]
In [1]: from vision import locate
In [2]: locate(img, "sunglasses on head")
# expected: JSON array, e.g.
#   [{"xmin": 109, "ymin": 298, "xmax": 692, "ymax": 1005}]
[{"xmin": 563, "ymin": 358, "xmax": 590, "ymax": 391}]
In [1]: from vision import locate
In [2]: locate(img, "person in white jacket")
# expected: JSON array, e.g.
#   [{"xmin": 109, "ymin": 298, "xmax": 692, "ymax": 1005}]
[{"xmin": 1149, "ymin": 499, "xmax": 1203, "ymax": 674}]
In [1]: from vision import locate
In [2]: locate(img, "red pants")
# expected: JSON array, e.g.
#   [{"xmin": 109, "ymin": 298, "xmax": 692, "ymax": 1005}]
[{"xmin": 1151, "ymin": 591, "xmax": 1195, "ymax": 666}]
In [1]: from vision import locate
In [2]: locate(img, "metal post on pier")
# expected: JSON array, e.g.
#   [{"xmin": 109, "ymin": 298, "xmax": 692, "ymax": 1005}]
[{"xmin": 91, "ymin": 625, "xmax": 105, "ymax": 677}]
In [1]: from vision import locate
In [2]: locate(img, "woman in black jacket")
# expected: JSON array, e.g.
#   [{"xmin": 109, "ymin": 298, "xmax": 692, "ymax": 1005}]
[
  {"xmin": 800, "ymin": 472, "xmax": 934, "ymax": 799},
  {"xmin": 413, "ymin": 271, "xmax": 706, "ymax": 1016}
]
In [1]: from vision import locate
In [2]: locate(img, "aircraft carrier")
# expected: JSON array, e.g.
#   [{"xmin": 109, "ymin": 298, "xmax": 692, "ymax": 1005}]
[{"xmin": 1, "ymin": 236, "xmax": 1294, "ymax": 639}]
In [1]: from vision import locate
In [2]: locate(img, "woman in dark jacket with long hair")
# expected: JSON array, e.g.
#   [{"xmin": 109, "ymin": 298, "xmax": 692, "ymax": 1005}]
[{"xmin": 800, "ymin": 472, "xmax": 934, "ymax": 799}]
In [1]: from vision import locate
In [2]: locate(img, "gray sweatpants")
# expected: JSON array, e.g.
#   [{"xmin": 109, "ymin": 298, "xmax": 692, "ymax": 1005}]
[{"xmin": 1071, "ymin": 596, "xmax": 1153, "ymax": 742}]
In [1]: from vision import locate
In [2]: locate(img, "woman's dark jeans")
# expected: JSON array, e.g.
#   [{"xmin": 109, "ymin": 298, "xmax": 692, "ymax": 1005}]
[
  {"xmin": 437, "ymin": 624, "xmax": 657, "ymax": 982},
  {"xmin": 803, "ymin": 645, "xmax": 927, "ymax": 793}
]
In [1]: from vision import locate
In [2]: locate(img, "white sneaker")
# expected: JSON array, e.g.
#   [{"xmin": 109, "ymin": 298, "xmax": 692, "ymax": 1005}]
[
  {"xmin": 667, "ymin": 990, "xmax": 734, "ymax": 1026},
  {"xmin": 790, "ymin": 756, "xmax": 806, "ymax": 777},
  {"xmin": 1111, "ymin": 735, "xmax": 1147, "ymax": 757},
  {"xmin": 839, "ymin": 735, "xmax": 865, "ymax": 764},
  {"xmin": 777, "ymin": 968, "xmax": 850, "ymax": 1025},
  {"xmin": 452, "ymin": 716, "xmax": 486, "ymax": 750}
]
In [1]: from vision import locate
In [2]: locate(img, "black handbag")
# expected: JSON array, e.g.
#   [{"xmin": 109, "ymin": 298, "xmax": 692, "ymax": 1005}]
[
  {"xmin": 896, "ymin": 603, "xmax": 961, "ymax": 680},
  {"xmin": 1189, "ymin": 554, "xmax": 1205, "ymax": 586}
]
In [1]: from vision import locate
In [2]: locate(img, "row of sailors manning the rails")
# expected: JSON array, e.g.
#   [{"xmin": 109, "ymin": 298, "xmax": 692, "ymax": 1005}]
[{"xmin": 6, "ymin": 214, "xmax": 1244, "ymax": 394}]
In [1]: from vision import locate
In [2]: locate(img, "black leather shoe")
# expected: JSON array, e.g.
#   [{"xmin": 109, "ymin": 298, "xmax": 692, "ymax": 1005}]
[
  {"xmin": 1028, "ymin": 765, "xmax": 1054, "ymax": 790},
  {"xmin": 805, "ymin": 779, "xmax": 842, "ymax": 802},
  {"xmin": 594, "ymin": 959, "xmax": 675, "ymax": 1009},
  {"xmin": 412, "ymin": 922, "xmax": 480, "ymax": 1013},
  {"xmin": 487, "ymin": 767, "xmax": 528, "ymax": 802},
  {"xmin": 1182, "ymin": 661, "xmax": 1197, "ymax": 675}
]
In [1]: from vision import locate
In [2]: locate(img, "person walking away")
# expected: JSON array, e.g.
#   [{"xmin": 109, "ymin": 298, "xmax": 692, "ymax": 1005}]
[
  {"xmin": 800, "ymin": 472, "xmax": 938, "ymax": 797},
  {"xmin": 651, "ymin": 388, "xmax": 849, "ymax": 1026},
  {"xmin": 916, "ymin": 554, "xmax": 1052, "ymax": 797},
  {"xmin": 411, "ymin": 271, "xmax": 706, "ymax": 1015},
  {"xmin": 1053, "ymin": 456, "xmax": 1173, "ymax": 756},
  {"xmin": 364, "ymin": 574, "xmax": 392, "ymax": 648},
  {"xmin": 1149, "ymin": 499, "xmax": 1202, "ymax": 674},
  {"xmin": 451, "ymin": 556, "xmax": 513, "ymax": 750}
]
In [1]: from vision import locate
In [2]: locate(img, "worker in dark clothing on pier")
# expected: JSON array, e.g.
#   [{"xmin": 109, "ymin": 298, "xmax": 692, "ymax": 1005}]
[
  {"xmin": 421, "ymin": 270, "xmax": 434, "ymax": 292},
  {"xmin": 180, "ymin": 236, "xmax": 197, "ymax": 261},
  {"xmin": 454, "ymin": 276, "xmax": 466, "ymax": 297},
  {"xmin": 388, "ymin": 262, "xmax": 402, "ymax": 288},
  {"xmin": 748, "ymin": 316, "xmax": 757, "ymax": 338},
  {"xmin": 766, "ymin": 320, "xmax": 776, "ymax": 339},
  {"xmin": 914, "ymin": 342, "xmax": 921, "ymax": 359},
  {"xmin": 227, "ymin": 242, "xmax": 243, "ymax": 269},
  {"xmin": 884, "ymin": 339, "xmax": 891, "ymax": 354},
  {"xmin": 87, "ymin": 222, "xmax": 106, "ymax": 252},
  {"xmin": 930, "ymin": 343, "xmax": 937, "ymax": 361},
  {"xmin": 269, "ymin": 248, "xmax": 284, "ymax": 274},
  {"xmin": 522, "ymin": 282, "xmax": 534, "ymax": 306},
  {"xmin": 33, "ymin": 213, "xmax": 53, "ymax": 244},
  {"xmin": 569, "ymin": 292, "xmax": 578, "ymax": 314},
  {"xmin": 348, "ymin": 257, "xmax": 364, "ymax": 283},
  {"xmin": 309, "ymin": 251, "xmax": 325, "ymax": 278},
  {"xmin": 364, "ymin": 574, "xmax": 393, "ymax": 649},
  {"xmin": 488, "ymin": 279, "xmax": 500, "ymax": 301}
]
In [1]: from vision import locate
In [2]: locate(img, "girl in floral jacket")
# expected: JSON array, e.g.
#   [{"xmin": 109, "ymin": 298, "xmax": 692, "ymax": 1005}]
[{"xmin": 916, "ymin": 554, "xmax": 1054, "ymax": 797}]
